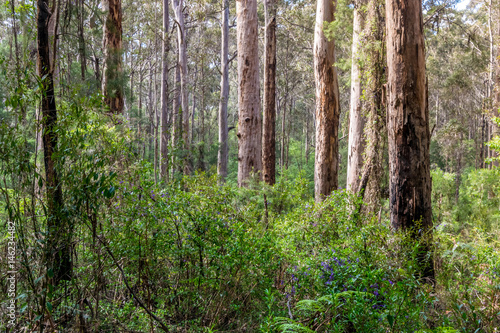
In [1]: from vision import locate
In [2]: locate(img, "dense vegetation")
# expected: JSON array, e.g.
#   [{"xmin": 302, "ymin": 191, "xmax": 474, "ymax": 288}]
[{"xmin": 0, "ymin": 0, "xmax": 499, "ymax": 332}]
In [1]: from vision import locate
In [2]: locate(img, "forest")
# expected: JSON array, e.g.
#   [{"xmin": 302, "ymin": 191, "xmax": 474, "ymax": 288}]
[{"xmin": 0, "ymin": 0, "xmax": 499, "ymax": 331}]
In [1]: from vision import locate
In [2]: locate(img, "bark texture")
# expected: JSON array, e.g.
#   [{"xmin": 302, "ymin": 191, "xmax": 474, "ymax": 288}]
[
  {"xmin": 346, "ymin": 0, "xmax": 366, "ymax": 192},
  {"xmin": 386, "ymin": 0, "xmax": 434, "ymax": 278},
  {"xmin": 160, "ymin": 0, "xmax": 170, "ymax": 180},
  {"xmin": 218, "ymin": 0, "xmax": 230, "ymax": 181},
  {"xmin": 173, "ymin": 0, "xmax": 190, "ymax": 175},
  {"xmin": 38, "ymin": 0, "xmax": 71, "ymax": 283},
  {"xmin": 262, "ymin": 0, "xmax": 277, "ymax": 185},
  {"xmin": 359, "ymin": 0, "xmax": 386, "ymax": 214},
  {"xmin": 236, "ymin": 0, "xmax": 262, "ymax": 187},
  {"xmin": 102, "ymin": 0, "xmax": 124, "ymax": 114},
  {"xmin": 314, "ymin": 0, "xmax": 340, "ymax": 201}
]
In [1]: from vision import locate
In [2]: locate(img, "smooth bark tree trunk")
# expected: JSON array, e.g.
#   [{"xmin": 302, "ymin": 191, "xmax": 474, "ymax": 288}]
[
  {"xmin": 172, "ymin": 0, "xmax": 190, "ymax": 175},
  {"xmin": 171, "ymin": 61, "xmax": 181, "ymax": 175},
  {"xmin": 313, "ymin": 0, "xmax": 341, "ymax": 201},
  {"xmin": 160, "ymin": 0, "xmax": 170, "ymax": 180},
  {"xmin": 236, "ymin": 0, "xmax": 262, "ymax": 187},
  {"xmin": 347, "ymin": 1, "xmax": 366, "ymax": 192},
  {"xmin": 262, "ymin": 0, "xmax": 277, "ymax": 185},
  {"xmin": 102, "ymin": 0, "xmax": 124, "ymax": 114},
  {"xmin": 218, "ymin": 0, "xmax": 230, "ymax": 182},
  {"xmin": 37, "ymin": 0, "xmax": 71, "ymax": 283},
  {"xmin": 386, "ymin": 0, "xmax": 434, "ymax": 279}
]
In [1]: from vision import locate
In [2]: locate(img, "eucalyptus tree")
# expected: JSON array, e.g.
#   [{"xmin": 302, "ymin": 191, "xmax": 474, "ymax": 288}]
[
  {"xmin": 314, "ymin": 0, "xmax": 341, "ymax": 201},
  {"xmin": 173, "ymin": 0, "xmax": 190, "ymax": 175},
  {"xmin": 160, "ymin": 0, "xmax": 170, "ymax": 179},
  {"xmin": 346, "ymin": 0, "xmax": 367, "ymax": 192},
  {"xmin": 236, "ymin": 0, "xmax": 262, "ymax": 186},
  {"xmin": 262, "ymin": 0, "xmax": 277, "ymax": 185},
  {"xmin": 386, "ymin": 0, "xmax": 433, "ymax": 278},
  {"xmin": 102, "ymin": 0, "xmax": 124, "ymax": 114},
  {"xmin": 37, "ymin": 0, "xmax": 71, "ymax": 283},
  {"xmin": 218, "ymin": 0, "xmax": 230, "ymax": 181}
]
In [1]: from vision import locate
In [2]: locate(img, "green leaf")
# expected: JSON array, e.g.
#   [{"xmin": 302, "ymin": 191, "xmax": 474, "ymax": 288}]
[{"xmin": 387, "ymin": 314, "xmax": 394, "ymax": 327}]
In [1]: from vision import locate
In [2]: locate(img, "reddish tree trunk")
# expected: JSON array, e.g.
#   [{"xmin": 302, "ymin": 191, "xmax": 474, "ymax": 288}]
[
  {"xmin": 314, "ymin": 0, "xmax": 341, "ymax": 201},
  {"xmin": 236, "ymin": 0, "xmax": 262, "ymax": 186},
  {"xmin": 386, "ymin": 0, "xmax": 434, "ymax": 279},
  {"xmin": 262, "ymin": 0, "xmax": 277, "ymax": 185}
]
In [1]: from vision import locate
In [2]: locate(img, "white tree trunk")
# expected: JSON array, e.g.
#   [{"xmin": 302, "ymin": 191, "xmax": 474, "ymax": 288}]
[
  {"xmin": 218, "ymin": 0, "xmax": 230, "ymax": 181},
  {"xmin": 347, "ymin": 2, "xmax": 366, "ymax": 191},
  {"xmin": 160, "ymin": 0, "xmax": 169, "ymax": 180},
  {"xmin": 173, "ymin": 0, "xmax": 190, "ymax": 174}
]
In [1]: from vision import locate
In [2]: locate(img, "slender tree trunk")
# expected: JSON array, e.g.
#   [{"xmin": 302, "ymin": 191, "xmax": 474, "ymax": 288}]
[
  {"xmin": 198, "ymin": 60, "xmax": 206, "ymax": 171},
  {"xmin": 160, "ymin": 0, "xmax": 170, "ymax": 180},
  {"xmin": 281, "ymin": 94, "xmax": 287, "ymax": 169},
  {"xmin": 77, "ymin": 0, "xmax": 86, "ymax": 80},
  {"xmin": 102, "ymin": 0, "xmax": 123, "ymax": 114},
  {"xmin": 347, "ymin": 0, "xmax": 366, "ymax": 191},
  {"xmin": 37, "ymin": 0, "xmax": 71, "ymax": 283},
  {"xmin": 171, "ymin": 60, "xmax": 181, "ymax": 175},
  {"xmin": 492, "ymin": 20, "xmax": 500, "ymax": 166},
  {"xmin": 313, "ymin": 0, "xmax": 340, "ymax": 201},
  {"xmin": 386, "ymin": 0, "xmax": 434, "ymax": 279},
  {"xmin": 218, "ymin": 0, "xmax": 230, "ymax": 182},
  {"xmin": 262, "ymin": 0, "xmax": 277, "ymax": 185},
  {"xmin": 172, "ymin": 0, "xmax": 190, "ymax": 175},
  {"xmin": 236, "ymin": 0, "xmax": 262, "ymax": 186}
]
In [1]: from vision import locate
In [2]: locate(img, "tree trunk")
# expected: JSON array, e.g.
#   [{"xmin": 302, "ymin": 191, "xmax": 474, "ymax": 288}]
[
  {"xmin": 313, "ymin": 0, "xmax": 340, "ymax": 201},
  {"xmin": 281, "ymin": 94, "xmax": 287, "ymax": 169},
  {"xmin": 160, "ymin": 0, "xmax": 170, "ymax": 180},
  {"xmin": 171, "ymin": 61, "xmax": 181, "ymax": 175},
  {"xmin": 77, "ymin": 0, "xmax": 86, "ymax": 80},
  {"xmin": 359, "ymin": 0, "xmax": 386, "ymax": 214},
  {"xmin": 218, "ymin": 0, "xmax": 230, "ymax": 182},
  {"xmin": 102, "ymin": 0, "xmax": 124, "ymax": 114},
  {"xmin": 262, "ymin": 0, "xmax": 277, "ymax": 185},
  {"xmin": 386, "ymin": 0, "xmax": 434, "ymax": 279},
  {"xmin": 37, "ymin": 0, "xmax": 71, "ymax": 283},
  {"xmin": 172, "ymin": 0, "xmax": 190, "ymax": 175},
  {"xmin": 236, "ymin": 0, "xmax": 262, "ymax": 187},
  {"xmin": 346, "ymin": 0, "xmax": 366, "ymax": 192}
]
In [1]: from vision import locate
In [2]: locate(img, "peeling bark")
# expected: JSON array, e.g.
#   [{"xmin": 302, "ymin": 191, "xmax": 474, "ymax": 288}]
[{"xmin": 314, "ymin": 0, "xmax": 340, "ymax": 201}]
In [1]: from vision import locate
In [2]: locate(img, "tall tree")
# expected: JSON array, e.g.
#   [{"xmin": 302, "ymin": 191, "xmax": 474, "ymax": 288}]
[
  {"xmin": 262, "ymin": 0, "xmax": 277, "ymax": 185},
  {"xmin": 386, "ymin": 0, "xmax": 434, "ymax": 279},
  {"xmin": 236, "ymin": 0, "xmax": 262, "ymax": 186},
  {"xmin": 102, "ymin": 0, "xmax": 124, "ymax": 114},
  {"xmin": 347, "ymin": 0, "xmax": 367, "ymax": 192},
  {"xmin": 37, "ymin": 0, "xmax": 71, "ymax": 283},
  {"xmin": 358, "ymin": 0, "xmax": 386, "ymax": 213},
  {"xmin": 173, "ymin": 0, "xmax": 190, "ymax": 175},
  {"xmin": 313, "ymin": 0, "xmax": 341, "ymax": 201},
  {"xmin": 218, "ymin": 0, "xmax": 230, "ymax": 181},
  {"xmin": 160, "ymin": 0, "xmax": 170, "ymax": 179}
]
